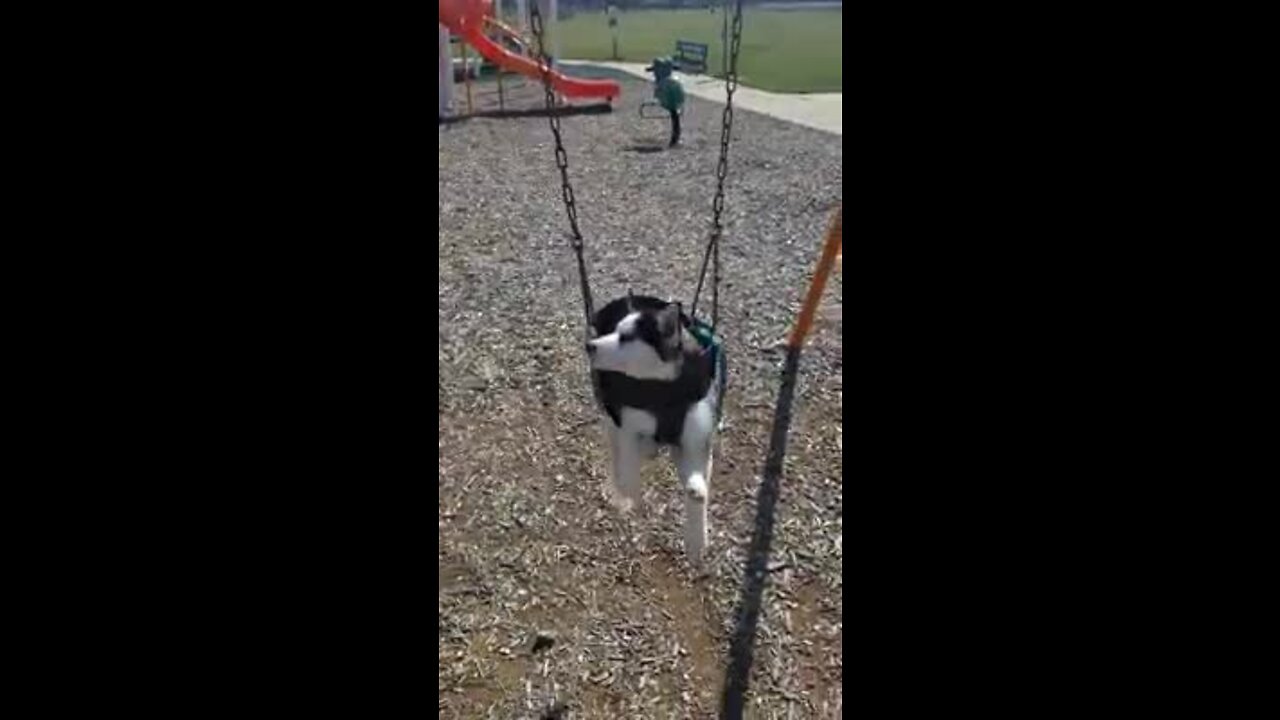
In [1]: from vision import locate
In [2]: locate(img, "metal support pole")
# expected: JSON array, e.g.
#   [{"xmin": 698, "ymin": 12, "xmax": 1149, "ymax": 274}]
[
  {"xmin": 439, "ymin": 24, "xmax": 453, "ymax": 117},
  {"xmin": 461, "ymin": 41, "xmax": 473, "ymax": 114}
]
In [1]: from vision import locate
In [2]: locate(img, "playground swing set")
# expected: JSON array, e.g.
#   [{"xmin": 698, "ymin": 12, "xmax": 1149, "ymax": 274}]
[
  {"xmin": 440, "ymin": 0, "xmax": 842, "ymax": 415},
  {"xmin": 518, "ymin": 0, "xmax": 843, "ymax": 414}
]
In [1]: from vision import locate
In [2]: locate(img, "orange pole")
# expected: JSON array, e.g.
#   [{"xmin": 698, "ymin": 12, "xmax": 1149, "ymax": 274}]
[{"xmin": 788, "ymin": 204, "xmax": 843, "ymax": 349}]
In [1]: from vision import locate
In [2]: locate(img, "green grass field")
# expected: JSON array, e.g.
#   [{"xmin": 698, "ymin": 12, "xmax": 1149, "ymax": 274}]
[
  {"xmin": 557, "ymin": 8, "xmax": 841, "ymax": 93},
  {"xmin": 476, "ymin": 8, "xmax": 842, "ymax": 94}
]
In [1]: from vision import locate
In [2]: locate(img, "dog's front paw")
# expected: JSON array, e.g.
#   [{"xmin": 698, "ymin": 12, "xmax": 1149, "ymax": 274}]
[
  {"xmin": 608, "ymin": 489, "xmax": 636, "ymax": 513},
  {"xmin": 685, "ymin": 474, "xmax": 708, "ymax": 502}
]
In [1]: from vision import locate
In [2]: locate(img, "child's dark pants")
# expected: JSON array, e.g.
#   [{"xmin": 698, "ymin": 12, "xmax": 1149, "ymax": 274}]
[{"xmin": 669, "ymin": 109, "xmax": 681, "ymax": 147}]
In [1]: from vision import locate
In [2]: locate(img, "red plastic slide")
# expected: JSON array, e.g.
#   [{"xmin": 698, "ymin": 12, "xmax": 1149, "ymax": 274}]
[{"xmin": 440, "ymin": 0, "xmax": 620, "ymax": 101}]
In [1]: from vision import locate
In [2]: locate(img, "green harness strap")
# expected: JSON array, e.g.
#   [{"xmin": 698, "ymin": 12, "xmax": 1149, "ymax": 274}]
[{"xmin": 690, "ymin": 320, "xmax": 728, "ymax": 422}]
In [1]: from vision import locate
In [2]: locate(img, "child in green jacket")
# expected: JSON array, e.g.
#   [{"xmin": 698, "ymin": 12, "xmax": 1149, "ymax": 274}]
[{"xmin": 645, "ymin": 57, "xmax": 686, "ymax": 147}]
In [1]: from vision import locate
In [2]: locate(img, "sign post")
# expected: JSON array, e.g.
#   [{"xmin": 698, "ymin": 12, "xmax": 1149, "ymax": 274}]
[{"xmin": 608, "ymin": 5, "xmax": 620, "ymax": 60}]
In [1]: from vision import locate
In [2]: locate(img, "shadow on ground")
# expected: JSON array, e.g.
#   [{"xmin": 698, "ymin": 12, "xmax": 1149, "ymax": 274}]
[
  {"xmin": 623, "ymin": 143, "xmax": 669, "ymax": 154},
  {"xmin": 439, "ymin": 103, "xmax": 614, "ymax": 125},
  {"xmin": 721, "ymin": 344, "xmax": 804, "ymax": 719}
]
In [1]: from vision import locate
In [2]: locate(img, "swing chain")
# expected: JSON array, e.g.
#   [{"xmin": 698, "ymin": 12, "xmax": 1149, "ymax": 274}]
[
  {"xmin": 690, "ymin": 0, "xmax": 744, "ymax": 331},
  {"xmin": 712, "ymin": 0, "xmax": 744, "ymax": 231},
  {"xmin": 529, "ymin": 1, "xmax": 594, "ymax": 331}
]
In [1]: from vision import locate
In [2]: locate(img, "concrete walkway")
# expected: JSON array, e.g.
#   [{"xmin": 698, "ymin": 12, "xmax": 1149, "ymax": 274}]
[{"xmin": 558, "ymin": 60, "xmax": 842, "ymax": 137}]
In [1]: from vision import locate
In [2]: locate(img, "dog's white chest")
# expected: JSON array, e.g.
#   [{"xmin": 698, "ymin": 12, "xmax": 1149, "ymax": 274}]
[
  {"xmin": 619, "ymin": 407, "xmax": 659, "ymax": 437},
  {"xmin": 618, "ymin": 407, "xmax": 660, "ymax": 458}
]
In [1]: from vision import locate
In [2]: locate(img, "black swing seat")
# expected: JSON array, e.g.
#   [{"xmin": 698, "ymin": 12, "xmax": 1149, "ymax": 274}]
[{"xmin": 590, "ymin": 294, "xmax": 727, "ymax": 444}]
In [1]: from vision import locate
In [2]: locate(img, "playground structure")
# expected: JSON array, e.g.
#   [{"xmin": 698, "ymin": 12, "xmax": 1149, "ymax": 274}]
[{"xmin": 439, "ymin": 0, "xmax": 621, "ymax": 117}]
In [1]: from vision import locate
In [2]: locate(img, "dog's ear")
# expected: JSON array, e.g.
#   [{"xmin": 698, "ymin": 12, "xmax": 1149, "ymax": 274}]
[{"xmin": 657, "ymin": 303, "xmax": 681, "ymax": 339}]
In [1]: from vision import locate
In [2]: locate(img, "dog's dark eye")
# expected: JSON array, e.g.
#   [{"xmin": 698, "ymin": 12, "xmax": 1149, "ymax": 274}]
[{"xmin": 618, "ymin": 332, "xmax": 634, "ymax": 343}]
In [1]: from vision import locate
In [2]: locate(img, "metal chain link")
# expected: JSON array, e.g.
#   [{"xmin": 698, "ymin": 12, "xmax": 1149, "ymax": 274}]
[
  {"xmin": 690, "ymin": 0, "xmax": 744, "ymax": 331},
  {"xmin": 529, "ymin": 1, "xmax": 594, "ymax": 331}
]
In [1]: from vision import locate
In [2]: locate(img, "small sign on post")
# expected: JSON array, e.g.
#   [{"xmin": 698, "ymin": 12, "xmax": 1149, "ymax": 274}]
[{"xmin": 607, "ymin": 5, "xmax": 619, "ymax": 60}]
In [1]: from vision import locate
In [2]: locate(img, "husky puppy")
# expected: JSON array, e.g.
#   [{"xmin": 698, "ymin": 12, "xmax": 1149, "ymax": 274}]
[{"xmin": 586, "ymin": 294, "xmax": 721, "ymax": 564}]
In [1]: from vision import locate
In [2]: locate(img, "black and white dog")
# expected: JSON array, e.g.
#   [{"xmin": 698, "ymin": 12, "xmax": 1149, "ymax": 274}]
[{"xmin": 586, "ymin": 294, "xmax": 724, "ymax": 564}]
